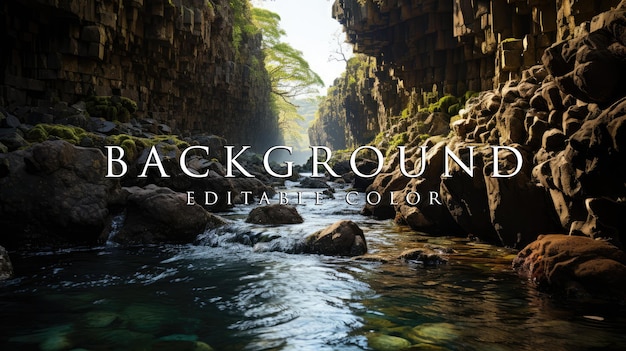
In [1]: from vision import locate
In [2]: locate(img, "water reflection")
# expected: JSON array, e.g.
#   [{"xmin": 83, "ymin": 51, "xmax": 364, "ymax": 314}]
[{"xmin": 1, "ymin": 185, "xmax": 626, "ymax": 350}]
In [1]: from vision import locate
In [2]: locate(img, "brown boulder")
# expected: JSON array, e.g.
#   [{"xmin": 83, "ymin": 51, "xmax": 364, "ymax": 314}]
[
  {"xmin": 526, "ymin": 117, "xmax": 548, "ymax": 150},
  {"xmin": 299, "ymin": 177, "xmax": 330, "ymax": 189},
  {"xmin": 353, "ymin": 159, "xmax": 380, "ymax": 191},
  {"xmin": 112, "ymin": 185, "xmax": 225, "ymax": 245},
  {"xmin": 245, "ymin": 204, "xmax": 303, "ymax": 225},
  {"xmin": 543, "ymin": 27, "xmax": 626, "ymax": 105},
  {"xmin": 541, "ymin": 128, "xmax": 566, "ymax": 152},
  {"xmin": 424, "ymin": 112, "xmax": 451, "ymax": 136},
  {"xmin": 561, "ymin": 104, "xmax": 589, "ymax": 136},
  {"xmin": 398, "ymin": 248, "xmax": 447, "ymax": 266},
  {"xmin": 393, "ymin": 141, "xmax": 460, "ymax": 233},
  {"xmin": 362, "ymin": 169, "xmax": 410, "ymax": 219},
  {"xmin": 513, "ymin": 234, "xmax": 626, "ymax": 299},
  {"xmin": 303, "ymin": 220, "xmax": 367, "ymax": 256}
]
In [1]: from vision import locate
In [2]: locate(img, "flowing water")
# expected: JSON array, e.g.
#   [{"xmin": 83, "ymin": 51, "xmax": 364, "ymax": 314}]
[{"xmin": 1, "ymin": 181, "xmax": 626, "ymax": 351}]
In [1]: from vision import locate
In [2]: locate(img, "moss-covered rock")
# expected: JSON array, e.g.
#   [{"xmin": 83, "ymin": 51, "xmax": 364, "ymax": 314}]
[
  {"xmin": 103, "ymin": 134, "xmax": 191, "ymax": 163},
  {"xmin": 25, "ymin": 124, "xmax": 94, "ymax": 145},
  {"xmin": 120, "ymin": 139, "xmax": 137, "ymax": 161},
  {"xmin": 86, "ymin": 96, "xmax": 138, "ymax": 123},
  {"xmin": 428, "ymin": 95, "xmax": 458, "ymax": 114},
  {"xmin": 386, "ymin": 132, "xmax": 408, "ymax": 157},
  {"xmin": 26, "ymin": 125, "xmax": 49, "ymax": 143}
]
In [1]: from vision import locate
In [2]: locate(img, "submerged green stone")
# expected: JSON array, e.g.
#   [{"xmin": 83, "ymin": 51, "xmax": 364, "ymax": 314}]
[{"xmin": 367, "ymin": 333, "xmax": 412, "ymax": 351}]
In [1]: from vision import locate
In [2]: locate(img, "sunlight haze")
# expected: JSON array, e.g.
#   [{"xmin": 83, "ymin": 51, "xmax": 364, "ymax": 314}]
[{"xmin": 253, "ymin": 0, "xmax": 352, "ymax": 95}]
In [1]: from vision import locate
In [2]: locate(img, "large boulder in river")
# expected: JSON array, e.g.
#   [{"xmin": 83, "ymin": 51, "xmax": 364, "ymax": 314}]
[
  {"xmin": 0, "ymin": 140, "xmax": 123, "ymax": 247},
  {"xmin": 246, "ymin": 204, "xmax": 303, "ymax": 224},
  {"xmin": 111, "ymin": 185, "xmax": 225, "ymax": 245},
  {"xmin": 398, "ymin": 248, "xmax": 447, "ymax": 266},
  {"xmin": 513, "ymin": 234, "xmax": 626, "ymax": 300},
  {"xmin": 303, "ymin": 220, "xmax": 367, "ymax": 256}
]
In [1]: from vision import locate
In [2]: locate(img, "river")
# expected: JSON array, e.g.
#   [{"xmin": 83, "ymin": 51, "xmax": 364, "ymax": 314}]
[{"xmin": 1, "ymin": 180, "xmax": 626, "ymax": 350}]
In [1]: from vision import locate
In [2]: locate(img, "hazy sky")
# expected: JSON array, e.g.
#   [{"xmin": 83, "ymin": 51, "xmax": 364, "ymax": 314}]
[{"xmin": 252, "ymin": 0, "xmax": 353, "ymax": 94}]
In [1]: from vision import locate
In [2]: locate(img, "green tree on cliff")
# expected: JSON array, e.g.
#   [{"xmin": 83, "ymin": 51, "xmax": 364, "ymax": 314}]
[{"xmin": 251, "ymin": 7, "xmax": 324, "ymax": 147}]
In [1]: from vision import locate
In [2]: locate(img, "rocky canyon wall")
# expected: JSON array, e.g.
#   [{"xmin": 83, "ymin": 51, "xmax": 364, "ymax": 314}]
[
  {"xmin": 311, "ymin": 0, "xmax": 620, "ymax": 150},
  {"xmin": 309, "ymin": 54, "xmax": 415, "ymax": 150},
  {"xmin": 0, "ymin": 0, "xmax": 280, "ymax": 149},
  {"xmin": 335, "ymin": 0, "xmax": 619, "ymax": 95}
]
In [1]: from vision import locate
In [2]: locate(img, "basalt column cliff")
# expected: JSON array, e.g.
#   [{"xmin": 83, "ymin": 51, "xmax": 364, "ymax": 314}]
[
  {"xmin": 311, "ymin": 0, "xmax": 620, "ymax": 150},
  {"xmin": 321, "ymin": 0, "xmax": 626, "ymax": 298},
  {"xmin": 336, "ymin": 0, "xmax": 619, "ymax": 93},
  {"xmin": 0, "ymin": 0, "xmax": 280, "ymax": 149}
]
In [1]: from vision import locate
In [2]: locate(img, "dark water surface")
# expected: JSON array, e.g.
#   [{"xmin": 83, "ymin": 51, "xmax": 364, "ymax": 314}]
[{"xmin": 1, "ymin": 183, "xmax": 626, "ymax": 350}]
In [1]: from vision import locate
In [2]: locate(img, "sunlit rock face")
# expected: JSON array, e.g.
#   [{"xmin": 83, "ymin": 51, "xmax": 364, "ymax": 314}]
[
  {"xmin": 312, "ymin": 0, "xmax": 620, "ymax": 151},
  {"xmin": 0, "ymin": 0, "xmax": 280, "ymax": 150},
  {"xmin": 323, "ymin": 1, "xmax": 626, "ymax": 250},
  {"xmin": 334, "ymin": 0, "xmax": 620, "ymax": 94}
]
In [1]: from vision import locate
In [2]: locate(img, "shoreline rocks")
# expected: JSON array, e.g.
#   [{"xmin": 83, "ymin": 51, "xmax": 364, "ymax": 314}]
[
  {"xmin": 513, "ymin": 234, "xmax": 626, "ymax": 300},
  {"xmin": 108, "ymin": 185, "xmax": 226, "ymax": 245},
  {"xmin": 358, "ymin": 4, "xmax": 626, "ymax": 252}
]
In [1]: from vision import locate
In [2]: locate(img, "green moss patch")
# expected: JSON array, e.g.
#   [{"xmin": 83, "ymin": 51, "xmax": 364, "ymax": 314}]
[
  {"xmin": 26, "ymin": 124, "xmax": 93, "ymax": 145},
  {"xmin": 86, "ymin": 96, "xmax": 138, "ymax": 123},
  {"xmin": 386, "ymin": 132, "xmax": 408, "ymax": 157},
  {"xmin": 104, "ymin": 134, "xmax": 190, "ymax": 162}
]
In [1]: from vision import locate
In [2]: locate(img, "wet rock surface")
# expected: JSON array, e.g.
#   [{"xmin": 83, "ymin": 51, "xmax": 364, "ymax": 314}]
[
  {"xmin": 513, "ymin": 234, "xmax": 626, "ymax": 299},
  {"xmin": 246, "ymin": 204, "xmax": 304, "ymax": 225},
  {"xmin": 303, "ymin": 220, "xmax": 367, "ymax": 257},
  {"xmin": 111, "ymin": 185, "xmax": 226, "ymax": 245}
]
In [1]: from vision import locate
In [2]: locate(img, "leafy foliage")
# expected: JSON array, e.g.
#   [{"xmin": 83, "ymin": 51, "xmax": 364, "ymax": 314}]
[
  {"xmin": 251, "ymin": 7, "xmax": 324, "ymax": 144},
  {"xmin": 230, "ymin": 0, "xmax": 258, "ymax": 58},
  {"xmin": 252, "ymin": 8, "xmax": 324, "ymax": 100}
]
